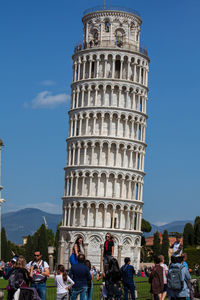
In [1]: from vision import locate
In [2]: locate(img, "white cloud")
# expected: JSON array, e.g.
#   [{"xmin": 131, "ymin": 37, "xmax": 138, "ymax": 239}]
[
  {"xmin": 154, "ymin": 221, "xmax": 168, "ymax": 226},
  {"xmin": 40, "ymin": 80, "xmax": 56, "ymax": 86},
  {"xmin": 31, "ymin": 91, "xmax": 70, "ymax": 109}
]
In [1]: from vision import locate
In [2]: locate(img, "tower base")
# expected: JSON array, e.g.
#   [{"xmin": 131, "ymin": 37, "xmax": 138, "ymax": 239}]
[{"xmin": 58, "ymin": 227, "xmax": 141, "ymax": 271}]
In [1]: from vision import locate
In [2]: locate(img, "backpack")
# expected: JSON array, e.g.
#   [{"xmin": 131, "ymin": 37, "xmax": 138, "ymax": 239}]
[
  {"xmin": 30, "ymin": 260, "xmax": 47, "ymax": 283},
  {"xmin": 150, "ymin": 266, "xmax": 164, "ymax": 294},
  {"xmin": 167, "ymin": 264, "xmax": 184, "ymax": 291},
  {"xmin": 9, "ymin": 269, "xmax": 25, "ymax": 291}
]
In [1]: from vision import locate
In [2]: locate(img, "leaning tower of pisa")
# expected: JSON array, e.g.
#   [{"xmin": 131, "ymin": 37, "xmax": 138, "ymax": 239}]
[{"xmin": 58, "ymin": 6, "xmax": 149, "ymax": 271}]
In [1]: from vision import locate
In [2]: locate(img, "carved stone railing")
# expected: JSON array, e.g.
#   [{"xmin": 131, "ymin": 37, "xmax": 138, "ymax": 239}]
[
  {"xmin": 83, "ymin": 6, "xmax": 140, "ymax": 17},
  {"xmin": 74, "ymin": 40, "xmax": 148, "ymax": 57}
]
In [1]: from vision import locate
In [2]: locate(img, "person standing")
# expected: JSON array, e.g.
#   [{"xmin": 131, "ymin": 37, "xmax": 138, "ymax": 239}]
[
  {"xmin": 69, "ymin": 254, "xmax": 91, "ymax": 300},
  {"xmin": 27, "ymin": 250, "xmax": 49, "ymax": 300},
  {"xmin": 120, "ymin": 257, "xmax": 136, "ymax": 300},
  {"xmin": 167, "ymin": 255, "xmax": 191, "ymax": 300},
  {"xmin": 84, "ymin": 260, "xmax": 94, "ymax": 300},
  {"xmin": 5, "ymin": 256, "xmax": 31, "ymax": 300},
  {"xmin": 149, "ymin": 256, "xmax": 164, "ymax": 300},
  {"xmin": 55, "ymin": 264, "xmax": 74, "ymax": 300},
  {"xmin": 158, "ymin": 255, "xmax": 168, "ymax": 300},
  {"xmin": 103, "ymin": 233, "xmax": 114, "ymax": 268},
  {"xmin": 70, "ymin": 236, "xmax": 85, "ymax": 265},
  {"xmin": 171, "ymin": 235, "xmax": 183, "ymax": 257}
]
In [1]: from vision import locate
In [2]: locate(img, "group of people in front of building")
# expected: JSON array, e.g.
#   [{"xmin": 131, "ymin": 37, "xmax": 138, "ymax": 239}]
[
  {"xmin": 0, "ymin": 249, "xmax": 49, "ymax": 300},
  {"xmin": 149, "ymin": 234, "xmax": 194, "ymax": 300},
  {"xmin": 67, "ymin": 232, "xmax": 136, "ymax": 300},
  {"xmin": 0, "ymin": 233, "xmax": 197, "ymax": 300}
]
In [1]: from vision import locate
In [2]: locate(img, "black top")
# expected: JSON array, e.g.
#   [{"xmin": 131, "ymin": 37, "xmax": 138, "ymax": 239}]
[{"xmin": 104, "ymin": 240, "xmax": 114, "ymax": 257}]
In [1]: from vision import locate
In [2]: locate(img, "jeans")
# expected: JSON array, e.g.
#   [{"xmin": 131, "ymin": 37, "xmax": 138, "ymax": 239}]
[
  {"xmin": 103, "ymin": 255, "xmax": 112, "ymax": 270},
  {"xmin": 87, "ymin": 282, "xmax": 93, "ymax": 300},
  {"xmin": 31, "ymin": 282, "xmax": 46, "ymax": 300},
  {"xmin": 124, "ymin": 283, "xmax": 135, "ymax": 300},
  {"xmin": 70, "ymin": 286, "xmax": 87, "ymax": 300},
  {"xmin": 56, "ymin": 293, "xmax": 69, "ymax": 300}
]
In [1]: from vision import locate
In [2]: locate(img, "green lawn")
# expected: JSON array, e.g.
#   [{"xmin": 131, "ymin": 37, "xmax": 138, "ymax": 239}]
[{"xmin": 0, "ymin": 277, "xmax": 151, "ymax": 299}]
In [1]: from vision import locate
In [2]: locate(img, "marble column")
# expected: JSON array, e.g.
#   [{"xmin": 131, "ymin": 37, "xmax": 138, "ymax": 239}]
[
  {"xmin": 118, "ymin": 245, "xmax": 123, "ymax": 266},
  {"xmin": 100, "ymin": 244, "xmax": 104, "ymax": 272}
]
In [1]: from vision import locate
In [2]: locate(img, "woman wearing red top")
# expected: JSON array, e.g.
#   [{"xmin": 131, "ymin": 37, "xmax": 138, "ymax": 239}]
[{"xmin": 103, "ymin": 233, "xmax": 114, "ymax": 269}]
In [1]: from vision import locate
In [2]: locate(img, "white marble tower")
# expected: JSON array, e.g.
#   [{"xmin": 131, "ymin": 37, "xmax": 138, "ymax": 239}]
[{"xmin": 58, "ymin": 6, "xmax": 149, "ymax": 271}]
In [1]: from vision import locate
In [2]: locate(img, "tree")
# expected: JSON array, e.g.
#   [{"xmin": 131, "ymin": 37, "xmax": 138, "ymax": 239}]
[
  {"xmin": 161, "ymin": 230, "xmax": 169, "ymax": 265},
  {"xmin": 153, "ymin": 231, "xmax": 161, "ymax": 258},
  {"xmin": 32, "ymin": 231, "xmax": 39, "ymax": 251},
  {"xmin": 37, "ymin": 224, "xmax": 48, "ymax": 261},
  {"xmin": 46, "ymin": 229, "xmax": 55, "ymax": 246},
  {"xmin": 54, "ymin": 222, "xmax": 61, "ymax": 264},
  {"xmin": 141, "ymin": 219, "xmax": 152, "ymax": 233},
  {"xmin": 25, "ymin": 235, "xmax": 34, "ymax": 262},
  {"xmin": 183, "ymin": 223, "xmax": 194, "ymax": 248},
  {"xmin": 194, "ymin": 216, "xmax": 200, "ymax": 245},
  {"xmin": 1, "ymin": 227, "xmax": 8, "ymax": 261}
]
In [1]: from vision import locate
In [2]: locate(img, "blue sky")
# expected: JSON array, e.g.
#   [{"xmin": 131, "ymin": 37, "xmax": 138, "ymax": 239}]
[{"xmin": 1, "ymin": 0, "xmax": 200, "ymax": 225}]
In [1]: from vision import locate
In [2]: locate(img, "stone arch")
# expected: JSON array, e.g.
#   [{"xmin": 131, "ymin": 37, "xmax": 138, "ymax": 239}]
[
  {"xmin": 115, "ymin": 28, "xmax": 126, "ymax": 47},
  {"xmin": 87, "ymin": 234, "xmax": 102, "ymax": 266}
]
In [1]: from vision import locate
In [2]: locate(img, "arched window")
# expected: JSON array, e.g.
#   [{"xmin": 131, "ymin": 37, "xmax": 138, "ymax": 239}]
[
  {"xmin": 115, "ymin": 29, "xmax": 125, "ymax": 47},
  {"xmin": 93, "ymin": 30, "xmax": 99, "ymax": 45},
  {"xmin": 105, "ymin": 21, "xmax": 110, "ymax": 32}
]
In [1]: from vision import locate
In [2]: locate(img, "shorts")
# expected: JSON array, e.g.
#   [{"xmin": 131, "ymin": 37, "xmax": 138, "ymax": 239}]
[{"xmin": 163, "ymin": 284, "xmax": 167, "ymax": 292}]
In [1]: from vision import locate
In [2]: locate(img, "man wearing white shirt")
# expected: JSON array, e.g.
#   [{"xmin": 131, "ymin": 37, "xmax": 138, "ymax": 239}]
[
  {"xmin": 27, "ymin": 250, "xmax": 49, "ymax": 300},
  {"xmin": 171, "ymin": 235, "xmax": 182, "ymax": 257}
]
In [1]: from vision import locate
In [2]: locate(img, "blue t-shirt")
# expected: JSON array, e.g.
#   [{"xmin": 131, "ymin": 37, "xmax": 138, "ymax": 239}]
[
  {"xmin": 183, "ymin": 261, "xmax": 189, "ymax": 270},
  {"xmin": 120, "ymin": 264, "xmax": 135, "ymax": 284}
]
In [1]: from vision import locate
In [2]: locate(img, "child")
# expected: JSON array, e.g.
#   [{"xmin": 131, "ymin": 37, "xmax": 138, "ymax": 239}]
[{"xmin": 55, "ymin": 264, "xmax": 74, "ymax": 300}]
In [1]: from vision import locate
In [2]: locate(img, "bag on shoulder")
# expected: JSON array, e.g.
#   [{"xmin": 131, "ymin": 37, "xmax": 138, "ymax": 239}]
[
  {"xmin": 149, "ymin": 268, "xmax": 163, "ymax": 293},
  {"xmin": 9, "ymin": 269, "xmax": 25, "ymax": 291},
  {"xmin": 30, "ymin": 260, "xmax": 47, "ymax": 283},
  {"xmin": 167, "ymin": 265, "xmax": 184, "ymax": 291}
]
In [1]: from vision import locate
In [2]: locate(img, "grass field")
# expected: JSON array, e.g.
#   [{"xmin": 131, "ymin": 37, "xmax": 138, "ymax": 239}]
[
  {"xmin": 0, "ymin": 277, "xmax": 151, "ymax": 299},
  {"xmin": 1, "ymin": 273, "xmax": 200, "ymax": 299}
]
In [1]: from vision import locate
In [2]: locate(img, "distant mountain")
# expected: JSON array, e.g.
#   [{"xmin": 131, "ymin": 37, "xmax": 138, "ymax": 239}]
[
  {"xmin": 2, "ymin": 208, "xmax": 62, "ymax": 244},
  {"xmin": 147, "ymin": 220, "xmax": 193, "ymax": 237},
  {"xmin": 2, "ymin": 208, "xmax": 193, "ymax": 244}
]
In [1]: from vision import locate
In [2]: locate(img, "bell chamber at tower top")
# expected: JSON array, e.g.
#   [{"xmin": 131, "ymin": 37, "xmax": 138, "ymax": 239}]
[{"xmin": 74, "ymin": 6, "xmax": 148, "ymax": 57}]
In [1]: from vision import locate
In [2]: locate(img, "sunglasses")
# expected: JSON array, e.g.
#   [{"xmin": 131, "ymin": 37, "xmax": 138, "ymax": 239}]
[{"xmin": 34, "ymin": 254, "xmax": 41, "ymax": 257}]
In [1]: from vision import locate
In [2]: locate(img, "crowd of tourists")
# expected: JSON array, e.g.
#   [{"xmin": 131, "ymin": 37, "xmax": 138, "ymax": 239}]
[
  {"xmin": 0, "ymin": 250, "xmax": 49, "ymax": 300},
  {"xmin": 68, "ymin": 232, "xmax": 135, "ymax": 300},
  {"xmin": 0, "ymin": 233, "xmax": 199, "ymax": 300},
  {"xmin": 148, "ymin": 234, "xmax": 200, "ymax": 300}
]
